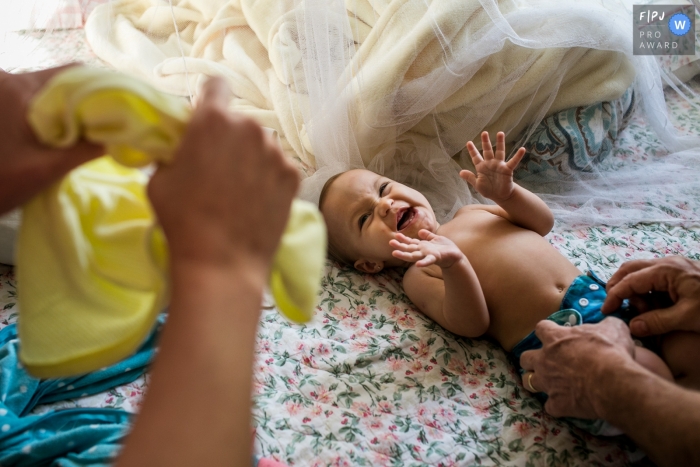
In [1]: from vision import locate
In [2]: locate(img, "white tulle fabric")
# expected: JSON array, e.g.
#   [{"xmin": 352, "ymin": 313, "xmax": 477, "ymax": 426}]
[{"xmin": 29, "ymin": 0, "xmax": 700, "ymax": 225}]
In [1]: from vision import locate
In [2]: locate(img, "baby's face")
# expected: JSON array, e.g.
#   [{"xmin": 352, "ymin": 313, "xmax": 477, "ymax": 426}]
[{"xmin": 321, "ymin": 169, "xmax": 438, "ymax": 273}]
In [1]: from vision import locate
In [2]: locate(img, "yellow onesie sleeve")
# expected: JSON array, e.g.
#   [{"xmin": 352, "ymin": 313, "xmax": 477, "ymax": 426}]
[{"xmin": 19, "ymin": 66, "xmax": 326, "ymax": 378}]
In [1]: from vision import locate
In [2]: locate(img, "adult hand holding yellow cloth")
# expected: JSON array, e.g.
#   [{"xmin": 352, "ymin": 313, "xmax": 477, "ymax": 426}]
[{"xmin": 19, "ymin": 67, "xmax": 326, "ymax": 378}]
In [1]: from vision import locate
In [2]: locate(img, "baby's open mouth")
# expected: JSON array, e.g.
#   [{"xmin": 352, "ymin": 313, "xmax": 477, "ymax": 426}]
[{"xmin": 397, "ymin": 208, "xmax": 415, "ymax": 231}]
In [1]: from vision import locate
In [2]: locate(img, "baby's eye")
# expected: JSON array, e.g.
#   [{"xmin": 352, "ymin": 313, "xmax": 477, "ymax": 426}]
[
  {"xmin": 379, "ymin": 182, "xmax": 389, "ymax": 196},
  {"xmin": 359, "ymin": 213, "xmax": 370, "ymax": 229}
]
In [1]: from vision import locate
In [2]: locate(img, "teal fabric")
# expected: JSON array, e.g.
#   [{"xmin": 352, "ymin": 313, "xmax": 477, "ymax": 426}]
[
  {"xmin": 0, "ymin": 316, "xmax": 164, "ymax": 466},
  {"xmin": 516, "ymin": 87, "xmax": 636, "ymax": 179},
  {"xmin": 510, "ymin": 271, "xmax": 630, "ymax": 360},
  {"xmin": 0, "ymin": 316, "xmax": 270, "ymax": 467}
]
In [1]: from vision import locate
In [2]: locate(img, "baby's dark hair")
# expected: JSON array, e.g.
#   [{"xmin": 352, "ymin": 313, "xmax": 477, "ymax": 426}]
[{"xmin": 319, "ymin": 172, "xmax": 353, "ymax": 267}]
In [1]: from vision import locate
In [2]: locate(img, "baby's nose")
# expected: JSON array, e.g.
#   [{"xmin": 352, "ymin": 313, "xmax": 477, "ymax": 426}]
[{"xmin": 377, "ymin": 197, "xmax": 393, "ymax": 216}]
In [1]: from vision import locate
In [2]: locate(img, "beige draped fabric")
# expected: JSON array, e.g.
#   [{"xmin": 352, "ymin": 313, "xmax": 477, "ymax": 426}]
[{"xmin": 85, "ymin": 0, "xmax": 634, "ymax": 171}]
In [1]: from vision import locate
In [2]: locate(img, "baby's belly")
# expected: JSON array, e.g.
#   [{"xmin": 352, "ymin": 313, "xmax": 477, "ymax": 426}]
[
  {"xmin": 485, "ymin": 276, "xmax": 579, "ymax": 351},
  {"xmin": 470, "ymin": 249, "xmax": 582, "ymax": 351}
]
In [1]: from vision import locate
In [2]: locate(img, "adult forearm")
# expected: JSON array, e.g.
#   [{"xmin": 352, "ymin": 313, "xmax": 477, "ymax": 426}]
[
  {"xmin": 595, "ymin": 361, "xmax": 700, "ymax": 467},
  {"xmin": 497, "ymin": 185, "xmax": 554, "ymax": 236},
  {"xmin": 116, "ymin": 259, "xmax": 267, "ymax": 467}
]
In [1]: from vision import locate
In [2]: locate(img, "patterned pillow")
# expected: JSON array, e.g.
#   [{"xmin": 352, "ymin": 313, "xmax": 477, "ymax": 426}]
[{"xmin": 514, "ymin": 86, "xmax": 636, "ymax": 179}]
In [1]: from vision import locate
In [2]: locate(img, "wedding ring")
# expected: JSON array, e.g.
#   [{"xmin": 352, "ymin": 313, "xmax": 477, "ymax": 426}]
[{"xmin": 526, "ymin": 372, "xmax": 538, "ymax": 393}]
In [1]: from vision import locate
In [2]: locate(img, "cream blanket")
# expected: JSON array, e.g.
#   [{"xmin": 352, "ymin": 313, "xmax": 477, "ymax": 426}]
[{"xmin": 85, "ymin": 0, "xmax": 635, "ymax": 174}]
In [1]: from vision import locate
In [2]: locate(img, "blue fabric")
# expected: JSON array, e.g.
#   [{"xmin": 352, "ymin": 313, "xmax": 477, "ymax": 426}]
[
  {"xmin": 510, "ymin": 271, "xmax": 631, "ymax": 361},
  {"xmin": 0, "ymin": 316, "xmax": 164, "ymax": 466}
]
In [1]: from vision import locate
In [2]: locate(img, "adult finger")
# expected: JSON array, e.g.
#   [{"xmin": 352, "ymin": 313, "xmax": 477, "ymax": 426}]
[
  {"xmin": 30, "ymin": 63, "xmax": 80, "ymax": 83},
  {"xmin": 543, "ymin": 398, "xmax": 567, "ymax": 419},
  {"xmin": 629, "ymin": 301, "xmax": 692, "ymax": 336},
  {"xmin": 627, "ymin": 295, "xmax": 650, "ymax": 314},
  {"xmin": 522, "ymin": 371, "xmax": 541, "ymax": 393},
  {"xmin": 532, "ymin": 319, "xmax": 562, "ymax": 345},
  {"xmin": 602, "ymin": 266, "xmax": 670, "ymax": 313},
  {"xmin": 52, "ymin": 140, "xmax": 105, "ymax": 172},
  {"xmin": 196, "ymin": 76, "xmax": 232, "ymax": 111},
  {"xmin": 518, "ymin": 348, "xmax": 540, "ymax": 373},
  {"xmin": 606, "ymin": 259, "xmax": 657, "ymax": 290},
  {"xmin": 19, "ymin": 64, "xmax": 82, "ymax": 96},
  {"xmin": 592, "ymin": 318, "xmax": 636, "ymax": 357}
]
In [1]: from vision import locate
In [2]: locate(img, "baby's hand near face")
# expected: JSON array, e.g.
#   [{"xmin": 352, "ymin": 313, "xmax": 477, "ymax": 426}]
[
  {"xmin": 390, "ymin": 230, "xmax": 465, "ymax": 269},
  {"xmin": 460, "ymin": 131, "xmax": 525, "ymax": 203}
]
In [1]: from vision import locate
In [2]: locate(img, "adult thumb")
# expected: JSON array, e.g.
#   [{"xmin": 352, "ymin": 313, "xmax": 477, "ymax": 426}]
[{"xmin": 629, "ymin": 303, "xmax": 688, "ymax": 336}]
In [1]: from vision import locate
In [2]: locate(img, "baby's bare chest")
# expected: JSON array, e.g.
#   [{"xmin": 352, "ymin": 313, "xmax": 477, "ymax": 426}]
[{"xmin": 435, "ymin": 211, "xmax": 577, "ymax": 284}]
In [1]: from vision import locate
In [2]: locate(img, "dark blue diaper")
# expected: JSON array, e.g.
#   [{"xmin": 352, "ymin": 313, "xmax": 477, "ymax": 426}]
[{"xmin": 510, "ymin": 270, "xmax": 631, "ymax": 364}]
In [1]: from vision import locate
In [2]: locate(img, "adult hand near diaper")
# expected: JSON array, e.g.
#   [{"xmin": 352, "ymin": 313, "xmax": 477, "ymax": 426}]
[
  {"xmin": 148, "ymin": 77, "xmax": 299, "ymax": 276},
  {"xmin": 460, "ymin": 131, "xmax": 526, "ymax": 203},
  {"xmin": 521, "ymin": 313, "xmax": 700, "ymax": 467},
  {"xmin": 0, "ymin": 66, "xmax": 102, "ymax": 214},
  {"xmin": 519, "ymin": 317, "xmax": 636, "ymax": 420},
  {"xmin": 602, "ymin": 257, "xmax": 700, "ymax": 336},
  {"xmin": 390, "ymin": 230, "xmax": 465, "ymax": 268}
]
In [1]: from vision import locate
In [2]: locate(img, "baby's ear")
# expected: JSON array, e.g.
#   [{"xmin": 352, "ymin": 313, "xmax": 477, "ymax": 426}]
[{"xmin": 354, "ymin": 259, "xmax": 384, "ymax": 274}]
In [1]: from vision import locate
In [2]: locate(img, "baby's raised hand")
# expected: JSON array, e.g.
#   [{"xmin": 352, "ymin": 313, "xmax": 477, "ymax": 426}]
[
  {"xmin": 390, "ymin": 230, "xmax": 465, "ymax": 269},
  {"xmin": 460, "ymin": 131, "xmax": 525, "ymax": 203}
]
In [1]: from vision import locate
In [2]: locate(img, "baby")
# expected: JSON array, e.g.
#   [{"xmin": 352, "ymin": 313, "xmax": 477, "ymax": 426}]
[{"xmin": 319, "ymin": 132, "xmax": 689, "ymax": 408}]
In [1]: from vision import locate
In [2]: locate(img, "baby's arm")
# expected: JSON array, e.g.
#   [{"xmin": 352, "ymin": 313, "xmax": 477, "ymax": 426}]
[
  {"xmin": 489, "ymin": 185, "xmax": 554, "ymax": 236},
  {"xmin": 392, "ymin": 231, "xmax": 490, "ymax": 337},
  {"xmin": 461, "ymin": 132, "xmax": 554, "ymax": 236}
]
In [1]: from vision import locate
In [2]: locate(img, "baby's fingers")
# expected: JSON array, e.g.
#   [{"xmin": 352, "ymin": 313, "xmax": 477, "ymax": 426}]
[
  {"xmin": 394, "ymin": 232, "xmax": 421, "ymax": 245},
  {"xmin": 418, "ymin": 229, "xmax": 438, "ymax": 241},
  {"xmin": 389, "ymin": 239, "xmax": 420, "ymax": 252},
  {"xmin": 460, "ymin": 170, "xmax": 477, "ymax": 187},
  {"xmin": 392, "ymin": 250, "xmax": 426, "ymax": 263},
  {"xmin": 481, "ymin": 132, "xmax": 494, "ymax": 160},
  {"xmin": 465, "ymin": 141, "xmax": 484, "ymax": 165},
  {"xmin": 495, "ymin": 132, "xmax": 506, "ymax": 160},
  {"xmin": 506, "ymin": 147, "xmax": 526, "ymax": 171}
]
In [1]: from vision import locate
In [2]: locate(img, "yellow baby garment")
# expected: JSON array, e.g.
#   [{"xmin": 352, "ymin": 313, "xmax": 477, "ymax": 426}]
[{"xmin": 19, "ymin": 66, "xmax": 326, "ymax": 378}]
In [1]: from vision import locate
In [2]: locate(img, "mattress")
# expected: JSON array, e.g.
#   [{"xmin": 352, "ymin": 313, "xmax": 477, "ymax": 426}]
[{"xmin": 1, "ymin": 28, "xmax": 699, "ymax": 466}]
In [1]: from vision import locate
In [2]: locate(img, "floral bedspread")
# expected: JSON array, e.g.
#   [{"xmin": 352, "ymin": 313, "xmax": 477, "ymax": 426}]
[{"xmin": 1, "ymin": 29, "xmax": 699, "ymax": 467}]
